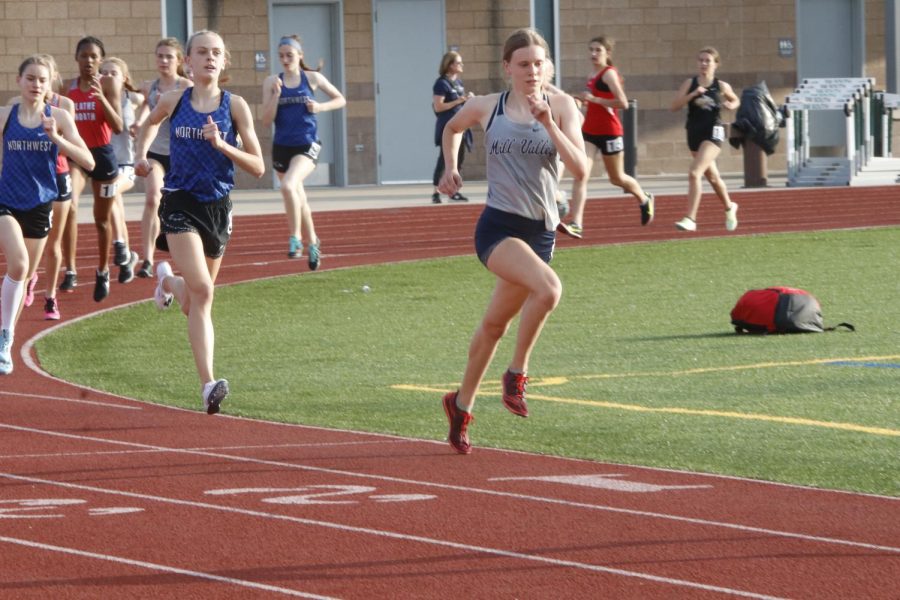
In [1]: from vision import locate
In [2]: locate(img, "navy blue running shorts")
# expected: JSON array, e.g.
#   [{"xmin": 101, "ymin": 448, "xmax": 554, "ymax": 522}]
[
  {"xmin": 474, "ymin": 205, "xmax": 555, "ymax": 266},
  {"xmin": 75, "ymin": 144, "xmax": 118, "ymax": 182}
]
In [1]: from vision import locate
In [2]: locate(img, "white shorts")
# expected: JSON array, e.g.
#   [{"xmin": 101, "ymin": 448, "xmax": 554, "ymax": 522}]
[{"xmin": 118, "ymin": 164, "xmax": 136, "ymax": 183}]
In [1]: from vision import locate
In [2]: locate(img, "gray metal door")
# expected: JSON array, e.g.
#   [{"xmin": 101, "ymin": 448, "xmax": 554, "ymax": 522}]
[
  {"xmin": 374, "ymin": 0, "xmax": 444, "ymax": 183},
  {"xmin": 270, "ymin": 1, "xmax": 345, "ymax": 185},
  {"xmin": 796, "ymin": 0, "xmax": 864, "ymax": 148}
]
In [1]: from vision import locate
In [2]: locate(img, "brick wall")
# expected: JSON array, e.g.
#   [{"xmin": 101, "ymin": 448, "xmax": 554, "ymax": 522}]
[{"xmin": 0, "ymin": 0, "xmax": 894, "ymax": 189}]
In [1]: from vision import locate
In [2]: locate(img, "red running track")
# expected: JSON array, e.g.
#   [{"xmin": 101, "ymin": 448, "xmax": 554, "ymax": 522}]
[{"xmin": 0, "ymin": 186, "xmax": 898, "ymax": 598}]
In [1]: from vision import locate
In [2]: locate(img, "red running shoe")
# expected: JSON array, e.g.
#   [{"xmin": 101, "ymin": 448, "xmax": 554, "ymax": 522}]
[
  {"xmin": 442, "ymin": 390, "xmax": 473, "ymax": 454},
  {"xmin": 502, "ymin": 369, "xmax": 529, "ymax": 417}
]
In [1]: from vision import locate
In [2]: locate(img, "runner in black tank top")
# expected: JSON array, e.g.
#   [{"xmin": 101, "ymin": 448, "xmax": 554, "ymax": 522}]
[{"xmin": 670, "ymin": 47, "xmax": 740, "ymax": 233}]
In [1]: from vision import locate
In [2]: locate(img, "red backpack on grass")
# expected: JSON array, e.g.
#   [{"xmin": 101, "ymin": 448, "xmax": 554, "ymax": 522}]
[{"xmin": 730, "ymin": 286, "xmax": 854, "ymax": 334}]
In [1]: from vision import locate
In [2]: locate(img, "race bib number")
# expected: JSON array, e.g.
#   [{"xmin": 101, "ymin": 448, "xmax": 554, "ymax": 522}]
[
  {"xmin": 308, "ymin": 142, "xmax": 321, "ymax": 160},
  {"xmin": 59, "ymin": 173, "xmax": 72, "ymax": 196},
  {"xmin": 712, "ymin": 125, "xmax": 725, "ymax": 142},
  {"xmin": 606, "ymin": 137, "xmax": 624, "ymax": 153}
]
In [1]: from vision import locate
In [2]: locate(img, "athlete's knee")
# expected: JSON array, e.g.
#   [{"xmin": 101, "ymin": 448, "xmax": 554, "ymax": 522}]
[
  {"xmin": 188, "ymin": 279, "xmax": 215, "ymax": 306},
  {"xmin": 143, "ymin": 196, "xmax": 160, "ymax": 211},
  {"xmin": 93, "ymin": 218, "xmax": 111, "ymax": 233},
  {"xmin": 688, "ymin": 165, "xmax": 706, "ymax": 181},
  {"xmin": 4, "ymin": 258, "xmax": 28, "ymax": 281},
  {"xmin": 480, "ymin": 316, "xmax": 512, "ymax": 342},
  {"xmin": 532, "ymin": 277, "xmax": 562, "ymax": 313},
  {"xmin": 608, "ymin": 172, "xmax": 629, "ymax": 188}
]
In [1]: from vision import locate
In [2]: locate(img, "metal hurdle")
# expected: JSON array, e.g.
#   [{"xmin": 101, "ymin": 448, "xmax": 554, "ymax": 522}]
[
  {"xmin": 875, "ymin": 91, "xmax": 899, "ymax": 157},
  {"xmin": 784, "ymin": 78, "xmax": 874, "ymax": 186}
]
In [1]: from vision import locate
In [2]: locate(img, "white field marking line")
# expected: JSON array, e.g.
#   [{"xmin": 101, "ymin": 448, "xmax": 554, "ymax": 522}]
[
  {"xmin": 2, "ymin": 422, "xmax": 898, "ymax": 556},
  {"xmin": 0, "ymin": 473, "xmax": 783, "ymax": 600},
  {"xmin": 0, "ymin": 439, "xmax": 416, "ymax": 461},
  {"xmin": 0, "ymin": 390, "xmax": 142, "ymax": 411},
  {"xmin": 0, "ymin": 536, "xmax": 336, "ymax": 599}
]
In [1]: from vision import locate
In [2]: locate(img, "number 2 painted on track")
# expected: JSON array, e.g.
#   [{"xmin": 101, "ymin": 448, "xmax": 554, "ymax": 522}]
[
  {"xmin": 206, "ymin": 485, "xmax": 435, "ymax": 505},
  {"xmin": 265, "ymin": 485, "xmax": 375, "ymax": 505}
]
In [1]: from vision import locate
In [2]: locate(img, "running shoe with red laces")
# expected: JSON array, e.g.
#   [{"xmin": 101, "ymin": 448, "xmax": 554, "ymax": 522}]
[
  {"xmin": 442, "ymin": 390, "xmax": 473, "ymax": 454},
  {"xmin": 502, "ymin": 369, "xmax": 529, "ymax": 417}
]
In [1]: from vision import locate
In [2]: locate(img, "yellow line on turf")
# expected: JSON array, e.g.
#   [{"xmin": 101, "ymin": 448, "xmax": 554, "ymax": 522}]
[
  {"xmin": 393, "ymin": 384, "xmax": 897, "ymax": 437},
  {"xmin": 561, "ymin": 354, "xmax": 900, "ymax": 382}
]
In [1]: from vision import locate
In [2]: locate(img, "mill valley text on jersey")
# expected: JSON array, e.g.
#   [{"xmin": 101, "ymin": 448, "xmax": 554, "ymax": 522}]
[{"xmin": 488, "ymin": 137, "xmax": 554, "ymax": 156}]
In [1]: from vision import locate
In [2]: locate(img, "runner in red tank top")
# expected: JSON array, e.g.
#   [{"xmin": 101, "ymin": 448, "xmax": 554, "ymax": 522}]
[
  {"xmin": 560, "ymin": 36, "xmax": 655, "ymax": 237},
  {"xmin": 62, "ymin": 36, "xmax": 126, "ymax": 304}
]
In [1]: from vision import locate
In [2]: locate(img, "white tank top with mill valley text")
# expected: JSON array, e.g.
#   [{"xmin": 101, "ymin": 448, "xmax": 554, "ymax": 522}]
[{"xmin": 484, "ymin": 91, "xmax": 560, "ymax": 230}]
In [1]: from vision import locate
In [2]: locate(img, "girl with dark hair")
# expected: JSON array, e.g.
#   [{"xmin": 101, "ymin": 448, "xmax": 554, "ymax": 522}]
[
  {"xmin": 431, "ymin": 51, "xmax": 474, "ymax": 204},
  {"xmin": 63, "ymin": 36, "xmax": 124, "ymax": 302},
  {"xmin": 671, "ymin": 46, "xmax": 740, "ymax": 232},
  {"xmin": 562, "ymin": 36, "xmax": 654, "ymax": 237}
]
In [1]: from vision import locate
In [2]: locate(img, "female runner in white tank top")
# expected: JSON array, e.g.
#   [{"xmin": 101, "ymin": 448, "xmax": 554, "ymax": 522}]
[
  {"xmin": 437, "ymin": 29, "xmax": 587, "ymax": 454},
  {"xmin": 132, "ymin": 38, "xmax": 192, "ymax": 278}
]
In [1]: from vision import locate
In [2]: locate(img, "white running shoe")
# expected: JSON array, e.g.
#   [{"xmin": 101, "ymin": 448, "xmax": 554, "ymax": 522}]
[
  {"xmin": 675, "ymin": 217, "xmax": 697, "ymax": 232},
  {"xmin": 725, "ymin": 202, "xmax": 739, "ymax": 231},
  {"xmin": 0, "ymin": 329, "xmax": 13, "ymax": 375},
  {"xmin": 202, "ymin": 379, "xmax": 229, "ymax": 415},
  {"xmin": 154, "ymin": 261, "xmax": 174, "ymax": 310}
]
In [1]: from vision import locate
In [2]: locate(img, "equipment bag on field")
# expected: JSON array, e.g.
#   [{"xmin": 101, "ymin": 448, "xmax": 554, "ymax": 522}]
[{"xmin": 730, "ymin": 286, "xmax": 855, "ymax": 334}]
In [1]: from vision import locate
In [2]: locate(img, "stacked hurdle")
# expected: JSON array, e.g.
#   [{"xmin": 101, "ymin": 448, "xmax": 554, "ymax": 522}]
[
  {"xmin": 785, "ymin": 77, "xmax": 900, "ymax": 186},
  {"xmin": 874, "ymin": 91, "xmax": 899, "ymax": 157}
]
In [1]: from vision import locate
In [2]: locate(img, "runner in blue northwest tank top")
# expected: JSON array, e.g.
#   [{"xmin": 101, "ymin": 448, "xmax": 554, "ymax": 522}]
[
  {"xmin": 0, "ymin": 104, "xmax": 58, "ymax": 210},
  {"xmin": 165, "ymin": 87, "xmax": 237, "ymax": 202},
  {"xmin": 1, "ymin": 54, "xmax": 97, "ymax": 376},
  {"xmin": 132, "ymin": 30, "xmax": 264, "ymax": 414},
  {"xmin": 273, "ymin": 71, "xmax": 317, "ymax": 146},
  {"xmin": 261, "ymin": 36, "xmax": 346, "ymax": 269}
]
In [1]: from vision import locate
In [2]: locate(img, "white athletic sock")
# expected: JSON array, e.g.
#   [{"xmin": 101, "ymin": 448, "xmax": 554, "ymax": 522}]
[{"xmin": 1, "ymin": 274, "xmax": 26, "ymax": 333}]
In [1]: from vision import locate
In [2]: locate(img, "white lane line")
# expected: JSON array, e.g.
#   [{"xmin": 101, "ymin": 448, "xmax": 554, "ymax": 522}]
[
  {"xmin": 2, "ymin": 422, "xmax": 897, "ymax": 556},
  {"xmin": 0, "ymin": 391, "xmax": 141, "ymax": 411},
  {"xmin": 0, "ymin": 536, "xmax": 337, "ymax": 599},
  {"xmin": 0, "ymin": 472, "xmax": 783, "ymax": 599},
  {"xmin": 0, "ymin": 439, "xmax": 414, "ymax": 460}
]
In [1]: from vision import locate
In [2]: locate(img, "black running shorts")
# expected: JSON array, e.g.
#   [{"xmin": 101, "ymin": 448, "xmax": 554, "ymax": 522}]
[{"xmin": 157, "ymin": 189, "xmax": 233, "ymax": 258}]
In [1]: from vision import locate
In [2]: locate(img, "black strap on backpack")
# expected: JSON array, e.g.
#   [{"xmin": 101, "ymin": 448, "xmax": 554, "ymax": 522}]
[{"xmin": 824, "ymin": 322, "xmax": 855, "ymax": 332}]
